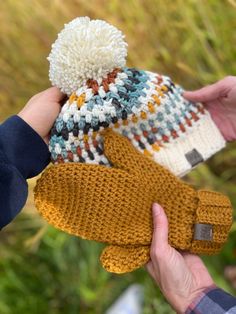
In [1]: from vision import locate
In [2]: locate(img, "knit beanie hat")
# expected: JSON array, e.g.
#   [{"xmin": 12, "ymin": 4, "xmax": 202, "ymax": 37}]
[
  {"xmin": 34, "ymin": 17, "xmax": 232, "ymax": 273},
  {"xmin": 46, "ymin": 17, "xmax": 225, "ymax": 177}
]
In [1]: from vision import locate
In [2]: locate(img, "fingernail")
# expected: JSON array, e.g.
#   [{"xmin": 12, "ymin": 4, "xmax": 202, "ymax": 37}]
[{"xmin": 152, "ymin": 203, "xmax": 161, "ymax": 215}]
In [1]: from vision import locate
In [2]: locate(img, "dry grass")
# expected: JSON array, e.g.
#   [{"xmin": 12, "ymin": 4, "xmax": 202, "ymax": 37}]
[{"xmin": 0, "ymin": 1, "xmax": 236, "ymax": 313}]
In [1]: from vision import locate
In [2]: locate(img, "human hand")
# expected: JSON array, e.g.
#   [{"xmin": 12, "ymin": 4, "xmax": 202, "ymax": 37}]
[
  {"xmin": 146, "ymin": 203, "xmax": 214, "ymax": 314},
  {"xmin": 183, "ymin": 76, "xmax": 236, "ymax": 142},
  {"xmin": 18, "ymin": 87, "xmax": 65, "ymax": 144},
  {"xmin": 35, "ymin": 130, "xmax": 232, "ymax": 274}
]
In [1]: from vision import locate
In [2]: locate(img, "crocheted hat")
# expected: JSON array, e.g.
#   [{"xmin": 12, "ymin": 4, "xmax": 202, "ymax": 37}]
[
  {"xmin": 34, "ymin": 17, "xmax": 232, "ymax": 273},
  {"xmin": 47, "ymin": 17, "xmax": 225, "ymax": 177}
]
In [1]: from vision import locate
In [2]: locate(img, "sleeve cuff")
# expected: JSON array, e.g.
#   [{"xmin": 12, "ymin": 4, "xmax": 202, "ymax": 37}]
[
  {"xmin": 0, "ymin": 150, "xmax": 28, "ymax": 228},
  {"xmin": 185, "ymin": 284, "xmax": 217, "ymax": 313},
  {"xmin": 0, "ymin": 115, "xmax": 50, "ymax": 179}
]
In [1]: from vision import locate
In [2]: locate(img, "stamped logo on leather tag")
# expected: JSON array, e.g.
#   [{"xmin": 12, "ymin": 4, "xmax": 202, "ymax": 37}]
[
  {"xmin": 185, "ymin": 149, "xmax": 204, "ymax": 167},
  {"xmin": 194, "ymin": 223, "xmax": 213, "ymax": 241}
]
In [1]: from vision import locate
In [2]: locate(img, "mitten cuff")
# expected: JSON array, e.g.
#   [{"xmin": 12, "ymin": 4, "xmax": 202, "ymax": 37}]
[
  {"xmin": 154, "ymin": 112, "xmax": 226, "ymax": 177},
  {"xmin": 190, "ymin": 190, "xmax": 233, "ymax": 254}
]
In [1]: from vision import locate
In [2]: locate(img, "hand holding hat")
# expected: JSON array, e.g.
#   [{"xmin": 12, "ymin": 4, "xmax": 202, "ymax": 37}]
[
  {"xmin": 46, "ymin": 17, "xmax": 226, "ymax": 177},
  {"xmin": 34, "ymin": 17, "xmax": 233, "ymax": 273}
]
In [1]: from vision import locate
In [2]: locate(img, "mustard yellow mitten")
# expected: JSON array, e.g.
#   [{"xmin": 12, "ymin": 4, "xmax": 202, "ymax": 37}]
[
  {"xmin": 34, "ymin": 130, "xmax": 233, "ymax": 274},
  {"xmin": 99, "ymin": 131, "xmax": 232, "ymax": 273}
]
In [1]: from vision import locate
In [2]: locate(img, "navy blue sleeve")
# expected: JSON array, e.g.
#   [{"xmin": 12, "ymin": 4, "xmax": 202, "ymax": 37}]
[{"xmin": 0, "ymin": 115, "xmax": 50, "ymax": 228}]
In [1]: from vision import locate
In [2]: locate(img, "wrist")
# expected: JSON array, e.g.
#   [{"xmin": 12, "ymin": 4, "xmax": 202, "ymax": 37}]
[
  {"xmin": 184, "ymin": 284, "xmax": 217, "ymax": 314},
  {"xmin": 164, "ymin": 284, "xmax": 215, "ymax": 313},
  {"xmin": 17, "ymin": 112, "xmax": 46, "ymax": 143}
]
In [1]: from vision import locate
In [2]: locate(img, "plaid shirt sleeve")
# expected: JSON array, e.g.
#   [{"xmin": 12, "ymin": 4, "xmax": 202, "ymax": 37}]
[{"xmin": 186, "ymin": 285, "xmax": 236, "ymax": 314}]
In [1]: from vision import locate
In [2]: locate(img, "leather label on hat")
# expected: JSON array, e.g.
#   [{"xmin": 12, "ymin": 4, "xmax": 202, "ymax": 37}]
[
  {"xmin": 194, "ymin": 223, "xmax": 213, "ymax": 241},
  {"xmin": 185, "ymin": 149, "xmax": 204, "ymax": 167}
]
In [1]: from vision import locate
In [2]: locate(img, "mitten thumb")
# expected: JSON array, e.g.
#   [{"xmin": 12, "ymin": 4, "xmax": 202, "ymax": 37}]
[
  {"xmin": 100, "ymin": 244, "xmax": 150, "ymax": 274},
  {"xmin": 103, "ymin": 129, "xmax": 165, "ymax": 177}
]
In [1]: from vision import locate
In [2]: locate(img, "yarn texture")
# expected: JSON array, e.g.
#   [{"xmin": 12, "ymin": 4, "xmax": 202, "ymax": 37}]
[
  {"xmin": 49, "ymin": 67, "xmax": 225, "ymax": 177},
  {"xmin": 48, "ymin": 17, "xmax": 127, "ymax": 95},
  {"xmin": 47, "ymin": 17, "xmax": 225, "ymax": 177},
  {"xmin": 35, "ymin": 131, "xmax": 233, "ymax": 273},
  {"xmin": 34, "ymin": 17, "xmax": 233, "ymax": 273}
]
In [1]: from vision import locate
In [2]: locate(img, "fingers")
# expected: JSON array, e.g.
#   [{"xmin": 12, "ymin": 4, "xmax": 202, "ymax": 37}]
[
  {"xmin": 183, "ymin": 76, "xmax": 235, "ymax": 103},
  {"xmin": 40, "ymin": 86, "xmax": 65, "ymax": 102},
  {"xmin": 18, "ymin": 87, "xmax": 66, "ymax": 140},
  {"xmin": 183, "ymin": 82, "xmax": 222, "ymax": 103},
  {"xmin": 146, "ymin": 204, "xmax": 215, "ymax": 313},
  {"xmin": 150, "ymin": 203, "xmax": 169, "ymax": 253}
]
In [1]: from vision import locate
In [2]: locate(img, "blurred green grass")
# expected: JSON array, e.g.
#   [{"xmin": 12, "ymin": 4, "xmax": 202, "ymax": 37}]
[{"xmin": 0, "ymin": 0, "xmax": 236, "ymax": 313}]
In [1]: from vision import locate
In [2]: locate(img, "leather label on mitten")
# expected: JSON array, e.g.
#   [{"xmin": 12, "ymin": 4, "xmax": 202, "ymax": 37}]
[
  {"xmin": 194, "ymin": 223, "xmax": 213, "ymax": 241},
  {"xmin": 185, "ymin": 149, "xmax": 204, "ymax": 167}
]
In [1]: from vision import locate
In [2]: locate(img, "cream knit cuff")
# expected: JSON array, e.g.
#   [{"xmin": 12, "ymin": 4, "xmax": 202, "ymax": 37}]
[{"xmin": 152, "ymin": 112, "xmax": 225, "ymax": 177}]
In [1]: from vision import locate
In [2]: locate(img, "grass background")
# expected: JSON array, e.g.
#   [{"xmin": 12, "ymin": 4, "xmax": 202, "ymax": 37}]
[{"xmin": 0, "ymin": 0, "xmax": 236, "ymax": 313}]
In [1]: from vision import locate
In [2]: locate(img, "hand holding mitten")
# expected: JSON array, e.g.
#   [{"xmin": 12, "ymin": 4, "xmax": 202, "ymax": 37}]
[
  {"xmin": 34, "ymin": 17, "xmax": 233, "ymax": 273},
  {"xmin": 35, "ymin": 130, "xmax": 232, "ymax": 273}
]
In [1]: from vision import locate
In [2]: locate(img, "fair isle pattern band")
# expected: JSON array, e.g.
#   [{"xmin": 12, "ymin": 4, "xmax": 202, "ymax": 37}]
[{"xmin": 49, "ymin": 67, "xmax": 225, "ymax": 176}]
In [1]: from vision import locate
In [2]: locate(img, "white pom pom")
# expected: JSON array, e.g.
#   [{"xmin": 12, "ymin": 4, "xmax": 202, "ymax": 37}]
[{"xmin": 48, "ymin": 17, "xmax": 128, "ymax": 95}]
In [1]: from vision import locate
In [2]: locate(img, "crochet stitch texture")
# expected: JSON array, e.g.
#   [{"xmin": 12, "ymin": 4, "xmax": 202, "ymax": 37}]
[
  {"xmin": 49, "ymin": 67, "xmax": 225, "ymax": 177},
  {"xmin": 47, "ymin": 17, "xmax": 225, "ymax": 177},
  {"xmin": 35, "ymin": 131, "xmax": 233, "ymax": 273},
  {"xmin": 34, "ymin": 17, "xmax": 233, "ymax": 273}
]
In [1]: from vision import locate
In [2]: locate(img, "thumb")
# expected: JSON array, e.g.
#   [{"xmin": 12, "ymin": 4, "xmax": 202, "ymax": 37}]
[
  {"xmin": 103, "ymin": 129, "xmax": 146, "ymax": 175},
  {"xmin": 151, "ymin": 203, "xmax": 169, "ymax": 251},
  {"xmin": 42, "ymin": 86, "xmax": 65, "ymax": 103},
  {"xmin": 183, "ymin": 81, "xmax": 222, "ymax": 103}
]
